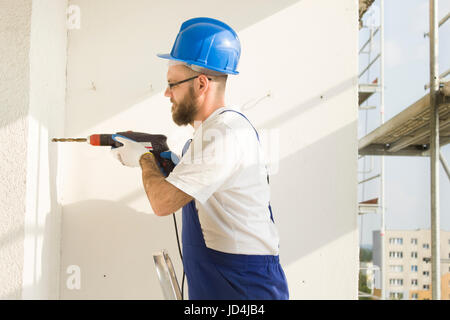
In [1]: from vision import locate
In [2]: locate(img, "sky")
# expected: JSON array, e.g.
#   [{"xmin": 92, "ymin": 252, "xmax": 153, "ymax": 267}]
[{"xmin": 358, "ymin": 0, "xmax": 450, "ymax": 247}]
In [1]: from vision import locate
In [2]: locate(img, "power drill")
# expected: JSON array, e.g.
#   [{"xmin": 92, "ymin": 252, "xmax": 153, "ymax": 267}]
[{"xmin": 52, "ymin": 131, "xmax": 176, "ymax": 175}]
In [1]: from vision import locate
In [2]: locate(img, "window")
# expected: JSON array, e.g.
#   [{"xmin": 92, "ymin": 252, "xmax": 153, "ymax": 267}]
[
  {"xmin": 389, "ymin": 238, "xmax": 403, "ymax": 245},
  {"xmin": 411, "ymin": 265, "xmax": 418, "ymax": 272},
  {"xmin": 423, "ymin": 243, "xmax": 430, "ymax": 249},
  {"xmin": 389, "ymin": 279, "xmax": 403, "ymax": 286},
  {"xmin": 389, "ymin": 292, "xmax": 404, "ymax": 300},
  {"xmin": 389, "ymin": 265, "xmax": 403, "ymax": 272},
  {"xmin": 411, "ymin": 238, "xmax": 418, "ymax": 245},
  {"xmin": 423, "ymin": 271, "xmax": 430, "ymax": 277},
  {"xmin": 411, "ymin": 252, "xmax": 418, "ymax": 258},
  {"xmin": 423, "ymin": 284, "xmax": 430, "ymax": 290},
  {"xmin": 411, "ymin": 279, "xmax": 418, "ymax": 286},
  {"xmin": 411, "ymin": 293, "xmax": 418, "ymax": 299},
  {"xmin": 389, "ymin": 251, "xmax": 403, "ymax": 258}
]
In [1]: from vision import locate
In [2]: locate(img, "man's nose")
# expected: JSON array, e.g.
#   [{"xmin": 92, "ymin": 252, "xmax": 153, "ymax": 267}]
[{"xmin": 164, "ymin": 86, "xmax": 171, "ymax": 97}]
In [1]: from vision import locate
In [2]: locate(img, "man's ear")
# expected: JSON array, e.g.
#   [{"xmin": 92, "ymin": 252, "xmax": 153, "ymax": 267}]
[{"xmin": 197, "ymin": 74, "xmax": 209, "ymax": 94}]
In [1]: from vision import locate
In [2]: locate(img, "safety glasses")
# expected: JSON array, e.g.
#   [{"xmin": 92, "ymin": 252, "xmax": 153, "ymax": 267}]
[{"xmin": 167, "ymin": 75, "xmax": 212, "ymax": 90}]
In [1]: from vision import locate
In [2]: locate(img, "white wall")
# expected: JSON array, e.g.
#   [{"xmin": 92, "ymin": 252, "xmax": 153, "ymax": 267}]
[
  {"xmin": 60, "ymin": 0, "xmax": 358, "ymax": 299},
  {"xmin": 0, "ymin": 0, "xmax": 32, "ymax": 299},
  {"xmin": 0, "ymin": 0, "xmax": 67, "ymax": 299},
  {"xmin": 22, "ymin": 0, "xmax": 67, "ymax": 299}
]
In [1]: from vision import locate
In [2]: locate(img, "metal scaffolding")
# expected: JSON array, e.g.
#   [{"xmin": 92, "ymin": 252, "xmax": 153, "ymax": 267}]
[
  {"xmin": 358, "ymin": 0, "xmax": 450, "ymax": 300},
  {"xmin": 357, "ymin": 0, "xmax": 385, "ymax": 300}
]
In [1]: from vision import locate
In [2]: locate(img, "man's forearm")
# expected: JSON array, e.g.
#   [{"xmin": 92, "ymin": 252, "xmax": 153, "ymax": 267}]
[{"xmin": 139, "ymin": 153, "xmax": 192, "ymax": 216}]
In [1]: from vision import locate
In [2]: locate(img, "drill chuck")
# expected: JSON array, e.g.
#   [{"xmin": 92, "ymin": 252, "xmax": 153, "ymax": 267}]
[{"xmin": 87, "ymin": 134, "xmax": 119, "ymax": 147}]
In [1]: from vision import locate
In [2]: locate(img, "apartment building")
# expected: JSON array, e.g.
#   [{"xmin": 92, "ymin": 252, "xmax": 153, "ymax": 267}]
[{"xmin": 373, "ymin": 229, "xmax": 450, "ymax": 300}]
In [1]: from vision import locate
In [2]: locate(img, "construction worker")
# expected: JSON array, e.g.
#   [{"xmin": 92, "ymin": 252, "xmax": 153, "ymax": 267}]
[{"xmin": 112, "ymin": 17, "xmax": 289, "ymax": 300}]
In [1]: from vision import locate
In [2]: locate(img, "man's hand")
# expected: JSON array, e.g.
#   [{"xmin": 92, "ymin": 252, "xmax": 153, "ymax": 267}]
[{"xmin": 110, "ymin": 135, "xmax": 149, "ymax": 167}]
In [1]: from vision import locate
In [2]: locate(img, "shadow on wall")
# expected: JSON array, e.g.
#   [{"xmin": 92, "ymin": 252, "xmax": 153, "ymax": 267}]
[
  {"xmin": 260, "ymin": 76, "xmax": 358, "ymax": 130},
  {"xmin": 59, "ymin": 199, "xmax": 183, "ymax": 299},
  {"xmin": 272, "ymin": 120, "xmax": 358, "ymax": 266}
]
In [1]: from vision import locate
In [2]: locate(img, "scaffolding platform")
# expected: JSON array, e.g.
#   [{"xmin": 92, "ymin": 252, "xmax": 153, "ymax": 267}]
[
  {"xmin": 358, "ymin": 198, "xmax": 379, "ymax": 215},
  {"xmin": 359, "ymin": 79, "xmax": 379, "ymax": 105},
  {"xmin": 359, "ymin": 81, "xmax": 450, "ymax": 156}
]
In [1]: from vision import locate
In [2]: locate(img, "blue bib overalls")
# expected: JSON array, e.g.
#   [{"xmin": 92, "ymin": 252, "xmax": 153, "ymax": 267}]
[{"xmin": 180, "ymin": 110, "xmax": 289, "ymax": 300}]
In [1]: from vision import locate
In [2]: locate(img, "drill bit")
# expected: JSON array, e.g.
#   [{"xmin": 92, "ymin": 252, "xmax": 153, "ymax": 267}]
[{"xmin": 52, "ymin": 138, "xmax": 87, "ymax": 142}]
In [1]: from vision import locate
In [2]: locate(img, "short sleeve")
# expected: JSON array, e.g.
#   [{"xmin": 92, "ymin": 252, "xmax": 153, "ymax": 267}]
[{"xmin": 165, "ymin": 124, "xmax": 241, "ymax": 204}]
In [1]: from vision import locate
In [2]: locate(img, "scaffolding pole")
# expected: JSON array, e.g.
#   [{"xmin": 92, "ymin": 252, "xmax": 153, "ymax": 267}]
[
  {"xmin": 429, "ymin": 0, "xmax": 441, "ymax": 301},
  {"xmin": 440, "ymin": 151, "xmax": 450, "ymax": 181},
  {"xmin": 379, "ymin": 0, "xmax": 386, "ymax": 301}
]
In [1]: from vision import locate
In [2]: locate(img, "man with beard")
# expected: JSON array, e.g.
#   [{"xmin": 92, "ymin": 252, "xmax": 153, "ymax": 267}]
[{"xmin": 112, "ymin": 17, "xmax": 289, "ymax": 300}]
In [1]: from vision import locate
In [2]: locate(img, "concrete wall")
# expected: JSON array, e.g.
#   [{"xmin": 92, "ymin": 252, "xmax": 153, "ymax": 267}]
[
  {"xmin": 0, "ymin": 0, "xmax": 67, "ymax": 299},
  {"xmin": 60, "ymin": 0, "xmax": 358, "ymax": 299},
  {"xmin": 22, "ymin": 0, "xmax": 67, "ymax": 299},
  {"xmin": 0, "ymin": 0, "xmax": 32, "ymax": 299}
]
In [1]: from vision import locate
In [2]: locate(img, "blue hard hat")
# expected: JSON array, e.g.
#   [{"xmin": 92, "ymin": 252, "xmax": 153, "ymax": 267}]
[{"xmin": 157, "ymin": 17, "xmax": 241, "ymax": 75}]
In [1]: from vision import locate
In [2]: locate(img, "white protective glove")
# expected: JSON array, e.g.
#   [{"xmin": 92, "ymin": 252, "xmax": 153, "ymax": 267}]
[{"xmin": 110, "ymin": 136, "xmax": 151, "ymax": 167}]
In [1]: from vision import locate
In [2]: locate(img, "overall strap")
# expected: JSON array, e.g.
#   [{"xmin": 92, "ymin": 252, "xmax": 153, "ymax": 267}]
[
  {"xmin": 182, "ymin": 138, "xmax": 193, "ymax": 156},
  {"xmin": 219, "ymin": 110, "xmax": 260, "ymax": 141}
]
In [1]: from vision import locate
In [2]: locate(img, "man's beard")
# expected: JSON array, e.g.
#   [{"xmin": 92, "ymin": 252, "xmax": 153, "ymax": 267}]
[{"xmin": 171, "ymin": 86, "xmax": 198, "ymax": 126}]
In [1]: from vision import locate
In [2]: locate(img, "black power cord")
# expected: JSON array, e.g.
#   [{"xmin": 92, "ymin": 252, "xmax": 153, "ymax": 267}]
[{"xmin": 172, "ymin": 213, "xmax": 185, "ymax": 300}]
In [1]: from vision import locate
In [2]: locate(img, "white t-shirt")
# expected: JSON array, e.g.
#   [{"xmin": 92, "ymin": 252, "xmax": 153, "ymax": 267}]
[{"xmin": 165, "ymin": 107, "xmax": 280, "ymax": 255}]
